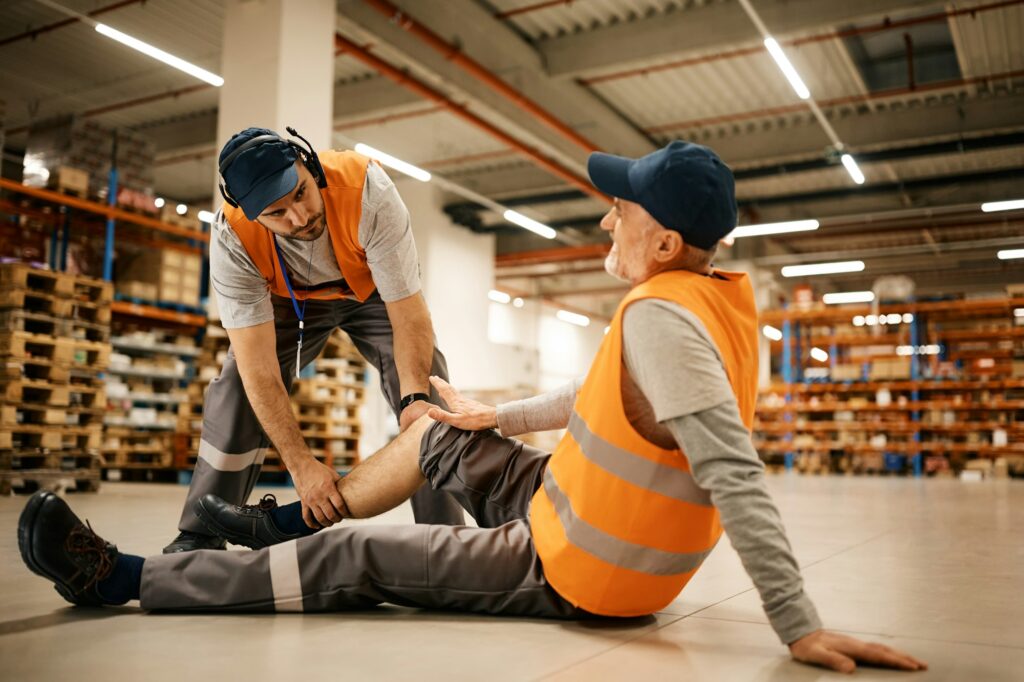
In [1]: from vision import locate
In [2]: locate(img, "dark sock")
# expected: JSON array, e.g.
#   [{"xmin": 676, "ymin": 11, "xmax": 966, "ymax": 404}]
[
  {"xmin": 269, "ymin": 501, "xmax": 320, "ymax": 537},
  {"xmin": 96, "ymin": 554, "xmax": 144, "ymax": 605}
]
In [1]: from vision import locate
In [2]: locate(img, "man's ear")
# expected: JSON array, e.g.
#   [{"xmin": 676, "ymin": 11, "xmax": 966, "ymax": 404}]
[{"xmin": 656, "ymin": 228, "xmax": 685, "ymax": 263}]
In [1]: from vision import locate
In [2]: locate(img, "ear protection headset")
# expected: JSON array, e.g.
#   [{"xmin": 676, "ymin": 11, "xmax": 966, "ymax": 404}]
[{"xmin": 218, "ymin": 126, "xmax": 327, "ymax": 209}]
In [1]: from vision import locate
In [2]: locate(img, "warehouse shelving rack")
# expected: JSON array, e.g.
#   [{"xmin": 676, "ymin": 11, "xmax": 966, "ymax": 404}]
[{"xmin": 758, "ymin": 297, "xmax": 1024, "ymax": 476}]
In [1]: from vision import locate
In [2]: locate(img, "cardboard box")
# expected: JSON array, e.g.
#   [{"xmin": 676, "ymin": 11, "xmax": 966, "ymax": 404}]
[
  {"xmin": 832, "ymin": 364, "xmax": 861, "ymax": 381},
  {"xmin": 52, "ymin": 165, "xmax": 89, "ymax": 196},
  {"xmin": 115, "ymin": 280, "xmax": 157, "ymax": 301}
]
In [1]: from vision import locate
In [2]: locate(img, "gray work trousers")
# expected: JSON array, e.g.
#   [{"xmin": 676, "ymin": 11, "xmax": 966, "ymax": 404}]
[
  {"xmin": 144, "ymin": 423, "xmax": 583, "ymax": 618},
  {"xmin": 176, "ymin": 293, "xmax": 465, "ymax": 533}
]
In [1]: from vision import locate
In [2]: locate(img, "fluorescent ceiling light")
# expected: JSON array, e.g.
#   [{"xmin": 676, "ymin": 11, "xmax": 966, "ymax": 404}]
[
  {"xmin": 488, "ymin": 289, "xmax": 511, "ymax": 304},
  {"xmin": 897, "ymin": 345, "xmax": 941, "ymax": 356},
  {"xmin": 95, "ymin": 24, "xmax": 223, "ymax": 86},
  {"xmin": 763, "ymin": 37, "xmax": 810, "ymax": 100},
  {"xmin": 810, "ymin": 347, "xmax": 828, "ymax": 362},
  {"xmin": 603, "ymin": 326, "xmax": 610, "ymax": 334},
  {"xmin": 885, "ymin": 313, "xmax": 902, "ymax": 324},
  {"xmin": 762, "ymin": 325, "xmax": 783, "ymax": 341},
  {"xmin": 197, "ymin": 210, "xmax": 215, "ymax": 223},
  {"xmin": 997, "ymin": 248, "xmax": 1024, "ymax": 260},
  {"xmin": 503, "ymin": 210, "xmax": 557, "ymax": 240},
  {"xmin": 840, "ymin": 153, "xmax": 865, "ymax": 185},
  {"xmin": 175, "ymin": 203, "xmax": 187, "ymax": 216},
  {"xmin": 853, "ymin": 315, "xmax": 865, "ymax": 327},
  {"xmin": 903, "ymin": 313, "xmax": 914, "ymax": 323},
  {"xmin": 154, "ymin": 197, "xmax": 165, "ymax": 208},
  {"xmin": 556, "ymin": 310, "xmax": 590, "ymax": 327},
  {"xmin": 512, "ymin": 297, "xmax": 525, "ymax": 308},
  {"xmin": 865, "ymin": 314, "xmax": 878, "ymax": 325},
  {"xmin": 823, "ymin": 291, "xmax": 875, "ymax": 305},
  {"xmin": 729, "ymin": 219, "xmax": 819, "ymax": 239},
  {"xmin": 354, "ymin": 143, "xmax": 431, "ymax": 182},
  {"xmin": 981, "ymin": 199, "xmax": 1024, "ymax": 213},
  {"xmin": 781, "ymin": 260, "xmax": 864, "ymax": 278},
  {"xmin": 1013, "ymin": 308, "xmax": 1024, "ymax": 318}
]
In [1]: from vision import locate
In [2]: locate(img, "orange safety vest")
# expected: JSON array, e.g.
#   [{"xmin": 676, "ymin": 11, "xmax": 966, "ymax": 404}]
[
  {"xmin": 529, "ymin": 268, "xmax": 759, "ymax": 617},
  {"xmin": 225, "ymin": 150, "xmax": 377, "ymax": 302}
]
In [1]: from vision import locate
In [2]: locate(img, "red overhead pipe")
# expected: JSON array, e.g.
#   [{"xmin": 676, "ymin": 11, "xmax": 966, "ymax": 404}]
[
  {"xmin": 645, "ymin": 68, "xmax": 1024, "ymax": 134},
  {"xmin": 0, "ymin": 0, "xmax": 143, "ymax": 48},
  {"xmin": 334, "ymin": 32, "xmax": 608, "ymax": 203},
  {"xmin": 494, "ymin": 0, "xmax": 577, "ymax": 20},
  {"xmin": 361, "ymin": 0, "xmax": 600, "ymax": 153},
  {"xmin": 583, "ymin": 0, "xmax": 1024, "ymax": 85}
]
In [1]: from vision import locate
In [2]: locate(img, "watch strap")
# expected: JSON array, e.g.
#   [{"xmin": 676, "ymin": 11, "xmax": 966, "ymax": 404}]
[{"xmin": 400, "ymin": 392, "xmax": 431, "ymax": 410}]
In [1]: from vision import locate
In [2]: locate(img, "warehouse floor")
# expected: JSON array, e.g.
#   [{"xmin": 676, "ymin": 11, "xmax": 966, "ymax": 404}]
[{"xmin": 1, "ymin": 476, "xmax": 1021, "ymax": 681}]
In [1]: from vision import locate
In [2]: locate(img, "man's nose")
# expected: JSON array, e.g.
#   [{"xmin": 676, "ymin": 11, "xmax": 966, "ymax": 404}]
[
  {"xmin": 289, "ymin": 204, "xmax": 308, "ymax": 226},
  {"xmin": 599, "ymin": 209, "xmax": 615, "ymax": 231}
]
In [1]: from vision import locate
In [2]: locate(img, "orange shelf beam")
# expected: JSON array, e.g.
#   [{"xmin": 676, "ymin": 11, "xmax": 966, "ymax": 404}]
[
  {"xmin": 0, "ymin": 178, "xmax": 209, "ymax": 243},
  {"xmin": 760, "ymin": 297, "xmax": 1024, "ymax": 324},
  {"xmin": 110, "ymin": 300, "xmax": 206, "ymax": 326}
]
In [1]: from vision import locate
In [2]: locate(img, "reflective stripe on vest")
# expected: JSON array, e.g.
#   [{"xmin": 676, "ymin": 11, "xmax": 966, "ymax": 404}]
[
  {"xmin": 529, "ymin": 268, "xmax": 759, "ymax": 617},
  {"xmin": 542, "ymin": 466, "xmax": 715, "ymax": 577}
]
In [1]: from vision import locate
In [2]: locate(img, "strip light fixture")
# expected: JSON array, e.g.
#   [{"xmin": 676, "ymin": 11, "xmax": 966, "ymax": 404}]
[
  {"xmin": 781, "ymin": 260, "xmax": 864, "ymax": 278},
  {"xmin": 488, "ymin": 290, "xmax": 511, "ymax": 304},
  {"xmin": 197, "ymin": 210, "xmax": 215, "ymax": 223},
  {"xmin": 556, "ymin": 310, "xmax": 590, "ymax": 327},
  {"xmin": 823, "ymin": 291, "xmax": 875, "ymax": 305},
  {"xmin": 763, "ymin": 37, "xmax": 810, "ymax": 99},
  {"xmin": 810, "ymin": 347, "xmax": 829, "ymax": 362},
  {"xmin": 997, "ymin": 249, "xmax": 1024, "ymax": 260},
  {"xmin": 840, "ymin": 154, "xmax": 866, "ymax": 185},
  {"xmin": 981, "ymin": 199, "xmax": 1024, "ymax": 213},
  {"xmin": 95, "ymin": 24, "xmax": 223, "ymax": 86},
  {"xmin": 1014, "ymin": 308, "xmax": 1024, "ymax": 318},
  {"xmin": 503, "ymin": 210, "xmax": 558, "ymax": 239},
  {"xmin": 729, "ymin": 219, "xmax": 819, "ymax": 239},
  {"xmin": 354, "ymin": 143, "xmax": 431, "ymax": 182},
  {"xmin": 762, "ymin": 325, "xmax": 783, "ymax": 341}
]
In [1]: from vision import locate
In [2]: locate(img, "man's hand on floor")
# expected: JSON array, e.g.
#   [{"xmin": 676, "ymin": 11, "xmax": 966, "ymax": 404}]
[
  {"xmin": 426, "ymin": 376, "xmax": 498, "ymax": 431},
  {"xmin": 789, "ymin": 630, "xmax": 927, "ymax": 674}
]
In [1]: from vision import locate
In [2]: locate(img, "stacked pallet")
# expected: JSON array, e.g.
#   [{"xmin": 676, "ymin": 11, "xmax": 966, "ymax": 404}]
[
  {"xmin": 0, "ymin": 263, "xmax": 112, "ymax": 493},
  {"xmin": 103, "ymin": 329, "xmax": 197, "ymax": 475},
  {"xmin": 179, "ymin": 328, "xmax": 366, "ymax": 474}
]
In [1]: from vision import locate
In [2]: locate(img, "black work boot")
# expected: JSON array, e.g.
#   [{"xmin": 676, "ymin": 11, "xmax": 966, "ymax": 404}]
[
  {"xmin": 162, "ymin": 531, "xmax": 227, "ymax": 554},
  {"xmin": 194, "ymin": 493, "xmax": 303, "ymax": 550},
  {"xmin": 18, "ymin": 491, "xmax": 120, "ymax": 606}
]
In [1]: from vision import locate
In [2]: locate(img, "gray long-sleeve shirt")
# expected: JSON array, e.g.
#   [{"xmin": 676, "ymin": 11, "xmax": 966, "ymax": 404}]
[{"xmin": 496, "ymin": 298, "xmax": 821, "ymax": 644}]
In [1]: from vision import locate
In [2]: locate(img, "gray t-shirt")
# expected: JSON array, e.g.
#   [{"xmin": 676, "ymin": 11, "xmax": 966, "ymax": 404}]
[
  {"xmin": 211, "ymin": 163, "xmax": 421, "ymax": 329},
  {"xmin": 496, "ymin": 297, "xmax": 821, "ymax": 645}
]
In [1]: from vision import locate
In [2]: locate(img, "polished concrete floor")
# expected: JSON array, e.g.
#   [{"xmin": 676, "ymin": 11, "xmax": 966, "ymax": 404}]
[{"xmin": 1, "ymin": 476, "xmax": 1022, "ymax": 681}]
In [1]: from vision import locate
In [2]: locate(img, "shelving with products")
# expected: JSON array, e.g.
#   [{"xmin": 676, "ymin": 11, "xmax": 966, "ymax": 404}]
[{"xmin": 757, "ymin": 296, "xmax": 1024, "ymax": 477}]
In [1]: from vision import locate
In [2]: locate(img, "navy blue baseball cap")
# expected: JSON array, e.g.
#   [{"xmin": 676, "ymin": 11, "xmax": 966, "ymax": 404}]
[
  {"xmin": 219, "ymin": 127, "xmax": 299, "ymax": 220},
  {"xmin": 587, "ymin": 141, "xmax": 737, "ymax": 250}
]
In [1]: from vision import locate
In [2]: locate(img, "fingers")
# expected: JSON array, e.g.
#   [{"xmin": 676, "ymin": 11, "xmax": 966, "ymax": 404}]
[
  {"xmin": 329, "ymin": 489, "xmax": 348, "ymax": 519},
  {"xmin": 429, "ymin": 375, "xmax": 456, "ymax": 400},
  {"xmin": 845, "ymin": 639, "xmax": 927, "ymax": 671},
  {"xmin": 301, "ymin": 503, "xmax": 321, "ymax": 530}
]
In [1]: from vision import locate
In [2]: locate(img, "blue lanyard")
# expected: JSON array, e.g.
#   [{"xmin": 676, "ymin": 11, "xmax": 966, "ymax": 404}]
[{"xmin": 273, "ymin": 236, "xmax": 308, "ymax": 378}]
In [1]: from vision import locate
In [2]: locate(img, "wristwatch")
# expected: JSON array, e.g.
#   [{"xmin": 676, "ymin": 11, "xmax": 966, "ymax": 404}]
[{"xmin": 399, "ymin": 393, "xmax": 431, "ymax": 410}]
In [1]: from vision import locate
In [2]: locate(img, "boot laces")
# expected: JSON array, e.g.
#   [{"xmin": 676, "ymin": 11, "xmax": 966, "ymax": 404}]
[
  {"xmin": 241, "ymin": 493, "xmax": 278, "ymax": 513},
  {"xmin": 65, "ymin": 520, "xmax": 114, "ymax": 592}
]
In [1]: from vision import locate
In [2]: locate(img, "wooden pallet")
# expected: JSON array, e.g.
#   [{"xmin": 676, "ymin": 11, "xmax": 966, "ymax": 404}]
[
  {"xmin": 0, "ymin": 309, "xmax": 62, "ymax": 336},
  {"xmin": 1, "ymin": 356, "xmax": 72, "ymax": 383},
  {"xmin": 0, "ymin": 379, "xmax": 70, "ymax": 406},
  {"xmin": 292, "ymin": 378, "xmax": 365, "ymax": 402},
  {"xmin": 0, "ymin": 468, "xmax": 101, "ymax": 494},
  {"xmin": 0, "ymin": 425, "xmax": 101, "ymax": 450},
  {"xmin": 71, "ymin": 275, "xmax": 113, "ymax": 305},
  {"xmin": 0, "ymin": 331, "xmax": 74, "ymax": 364},
  {"xmin": 69, "ymin": 339, "xmax": 110, "ymax": 369},
  {"xmin": 0, "ymin": 289, "xmax": 73, "ymax": 317},
  {"xmin": 0, "ymin": 263, "xmax": 74, "ymax": 297},
  {"xmin": 68, "ymin": 318, "xmax": 111, "ymax": 343},
  {"xmin": 70, "ymin": 299, "xmax": 112, "ymax": 325},
  {"xmin": 100, "ymin": 449, "xmax": 174, "ymax": 469},
  {"xmin": 0, "ymin": 449, "xmax": 100, "ymax": 471},
  {"xmin": 0, "ymin": 403, "xmax": 67, "ymax": 426}
]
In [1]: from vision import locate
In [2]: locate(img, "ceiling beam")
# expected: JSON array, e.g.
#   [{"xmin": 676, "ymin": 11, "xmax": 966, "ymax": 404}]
[
  {"xmin": 337, "ymin": 0, "xmax": 654, "ymax": 159},
  {"xmin": 540, "ymin": 0, "xmax": 939, "ymax": 79}
]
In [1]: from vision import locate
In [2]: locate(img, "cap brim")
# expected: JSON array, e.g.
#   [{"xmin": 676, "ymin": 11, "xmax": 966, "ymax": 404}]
[
  {"xmin": 238, "ymin": 164, "xmax": 299, "ymax": 221},
  {"xmin": 587, "ymin": 152, "xmax": 637, "ymax": 201}
]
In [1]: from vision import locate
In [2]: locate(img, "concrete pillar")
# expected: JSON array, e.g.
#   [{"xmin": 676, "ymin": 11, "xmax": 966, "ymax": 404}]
[{"xmin": 216, "ymin": 0, "xmax": 336, "ymax": 181}]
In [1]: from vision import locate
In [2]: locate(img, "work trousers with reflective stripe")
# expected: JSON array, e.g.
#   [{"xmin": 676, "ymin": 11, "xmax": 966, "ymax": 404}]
[
  {"xmin": 176, "ymin": 293, "xmax": 465, "ymax": 533},
  {"xmin": 145, "ymin": 424, "xmax": 583, "ymax": 618}
]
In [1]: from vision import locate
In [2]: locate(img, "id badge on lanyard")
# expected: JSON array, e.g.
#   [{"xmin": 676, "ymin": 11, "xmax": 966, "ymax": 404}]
[{"xmin": 273, "ymin": 237, "xmax": 308, "ymax": 379}]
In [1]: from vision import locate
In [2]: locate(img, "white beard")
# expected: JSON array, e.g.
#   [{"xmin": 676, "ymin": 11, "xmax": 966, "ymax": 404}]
[{"xmin": 604, "ymin": 243, "xmax": 630, "ymax": 283}]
